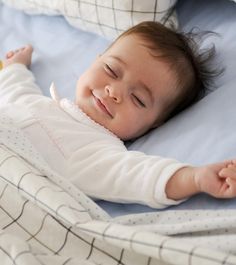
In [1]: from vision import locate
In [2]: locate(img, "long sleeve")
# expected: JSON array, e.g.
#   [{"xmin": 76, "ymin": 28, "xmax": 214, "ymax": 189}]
[
  {"xmin": 0, "ymin": 63, "xmax": 42, "ymax": 105},
  {"xmin": 68, "ymin": 139, "xmax": 188, "ymax": 209}
]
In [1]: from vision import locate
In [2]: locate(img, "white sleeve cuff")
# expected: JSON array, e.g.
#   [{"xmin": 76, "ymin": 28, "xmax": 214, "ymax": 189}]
[
  {"xmin": 154, "ymin": 163, "xmax": 189, "ymax": 207},
  {"xmin": 0, "ymin": 63, "xmax": 28, "ymax": 73}
]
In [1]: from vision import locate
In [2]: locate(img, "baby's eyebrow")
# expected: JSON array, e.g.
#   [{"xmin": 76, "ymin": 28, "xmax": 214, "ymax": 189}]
[{"xmin": 110, "ymin": 55, "xmax": 127, "ymax": 66}]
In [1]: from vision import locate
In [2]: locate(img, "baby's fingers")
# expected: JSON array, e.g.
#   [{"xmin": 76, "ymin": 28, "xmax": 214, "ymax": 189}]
[
  {"xmin": 6, "ymin": 51, "xmax": 14, "ymax": 59},
  {"xmin": 224, "ymin": 177, "xmax": 236, "ymax": 197},
  {"xmin": 219, "ymin": 166, "xmax": 236, "ymax": 179}
]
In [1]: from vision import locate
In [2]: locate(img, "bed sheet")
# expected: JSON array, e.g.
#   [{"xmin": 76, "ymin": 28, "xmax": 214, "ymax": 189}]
[{"xmin": 1, "ymin": 0, "xmax": 236, "ymax": 218}]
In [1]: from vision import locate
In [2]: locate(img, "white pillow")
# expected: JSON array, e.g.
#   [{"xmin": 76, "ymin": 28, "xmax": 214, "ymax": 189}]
[{"xmin": 1, "ymin": 0, "xmax": 178, "ymax": 39}]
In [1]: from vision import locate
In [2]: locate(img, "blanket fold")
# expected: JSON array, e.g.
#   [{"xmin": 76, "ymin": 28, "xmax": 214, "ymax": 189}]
[{"xmin": 0, "ymin": 115, "xmax": 236, "ymax": 265}]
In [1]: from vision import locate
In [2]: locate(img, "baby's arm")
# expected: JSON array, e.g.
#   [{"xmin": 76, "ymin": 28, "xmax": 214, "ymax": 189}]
[{"xmin": 166, "ymin": 160, "xmax": 236, "ymax": 200}]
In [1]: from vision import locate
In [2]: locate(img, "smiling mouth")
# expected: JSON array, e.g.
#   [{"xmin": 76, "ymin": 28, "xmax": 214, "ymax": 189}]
[{"xmin": 93, "ymin": 95, "xmax": 113, "ymax": 118}]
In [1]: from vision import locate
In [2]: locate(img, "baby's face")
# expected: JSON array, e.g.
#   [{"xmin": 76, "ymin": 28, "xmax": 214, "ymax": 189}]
[{"xmin": 75, "ymin": 34, "xmax": 177, "ymax": 140}]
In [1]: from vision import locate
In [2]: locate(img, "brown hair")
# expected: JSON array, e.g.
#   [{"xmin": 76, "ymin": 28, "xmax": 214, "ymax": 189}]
[{"xmin": 115, "ymin": 21, "xmax": 222, "ymax": 123}]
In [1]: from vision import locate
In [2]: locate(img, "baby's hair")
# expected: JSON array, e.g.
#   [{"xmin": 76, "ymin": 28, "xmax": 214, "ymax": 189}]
[{"xmin": 115, "ymin": 21, "xmax": 222, "ymax": 123}]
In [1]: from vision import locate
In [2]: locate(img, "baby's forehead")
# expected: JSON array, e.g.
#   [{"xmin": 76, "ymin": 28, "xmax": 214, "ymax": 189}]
[
  {"xmin": 104, "ymin": 34, "xmax": 160, "ymax": 64},
  {"xmin": 105, "ymin": 34, "xmax": 177, "ymax": 79}
]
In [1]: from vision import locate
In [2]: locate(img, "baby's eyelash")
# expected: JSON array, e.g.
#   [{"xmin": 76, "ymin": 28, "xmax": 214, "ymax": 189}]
[
  {"xmin": 132, "ymin": 94, "xmax": 146, "ymax": 108},
  {"xmin": 105, "ymin": 64, "xmax": 118, "ymax": 78}
]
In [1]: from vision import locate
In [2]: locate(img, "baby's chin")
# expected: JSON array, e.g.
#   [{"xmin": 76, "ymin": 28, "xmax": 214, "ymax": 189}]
[{"xmin": 74, "ymin": 100, "xmax": 144, "ymax": 140}]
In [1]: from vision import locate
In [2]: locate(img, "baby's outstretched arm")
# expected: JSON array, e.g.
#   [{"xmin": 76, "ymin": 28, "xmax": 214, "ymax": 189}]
[
  {"xmin": 1, "ymin": 45, "xmax": 33, "ymax": 68},
  {"xmin": 166, "ymin": 160, "xmax": 236, "ymax": 200}
]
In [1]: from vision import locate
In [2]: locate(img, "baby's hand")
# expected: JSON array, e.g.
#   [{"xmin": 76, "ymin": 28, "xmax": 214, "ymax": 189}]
[
  {"xmin": 218, "ymin": 161, "xmax": 236, "ymax": 194},
  {"xmin": 166, "ymin": 160, "xmax": 236, "ymax": 200},
  {"xmin": 194, "ymin": 160, "xmax": 236, "ymax": 198},
  {"xmin": 2, "ymin": 45, "xmax": 33, "ymax": 68}
]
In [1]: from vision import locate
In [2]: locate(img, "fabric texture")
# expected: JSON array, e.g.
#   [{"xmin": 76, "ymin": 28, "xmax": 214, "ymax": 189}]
[
  {"xmin": 0, "ymin": 115, "xmax": 236, "ymax": 265},
  {"xmin": 1, "ymin": 0, "xmax": 178, "ymax": 39},
  {"xmin": 0, "ymin": 63, "xmax": 187, "ymax": 208}
]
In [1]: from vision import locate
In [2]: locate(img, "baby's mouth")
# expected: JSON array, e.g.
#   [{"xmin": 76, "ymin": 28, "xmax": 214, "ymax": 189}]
[{"xmin": 92, "ymin": 93, "xmax": 113, "ymax": 118}]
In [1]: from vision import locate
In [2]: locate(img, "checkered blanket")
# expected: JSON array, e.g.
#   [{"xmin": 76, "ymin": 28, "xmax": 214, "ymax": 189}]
[{"xmin": 0, "ymin": 118, "xmax": 236, "ymax": 265}]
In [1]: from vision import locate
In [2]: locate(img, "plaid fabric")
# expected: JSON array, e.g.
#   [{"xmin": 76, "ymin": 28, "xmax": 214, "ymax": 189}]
[
  {"xmin": 2, "ymin": 0, "xmax": 178, "ymax": 39},
  {"xmin": 0, "ymin": 113, "xmax": 236, "ymax": 264}
]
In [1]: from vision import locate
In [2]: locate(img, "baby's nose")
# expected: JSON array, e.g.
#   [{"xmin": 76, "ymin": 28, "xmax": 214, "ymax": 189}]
[{"xmin": 105, "ymin": 85, "xmax": 122, "ymax": 103}]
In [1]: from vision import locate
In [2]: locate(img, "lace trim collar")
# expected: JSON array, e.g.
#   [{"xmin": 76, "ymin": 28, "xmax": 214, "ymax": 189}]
[
  {"xmin": 61, "ymin": 98, "xmax": 121, "ymax": 140},
  {"xmin": 49, "ymin": 82, "xmax": 122, "ymax": 142}
]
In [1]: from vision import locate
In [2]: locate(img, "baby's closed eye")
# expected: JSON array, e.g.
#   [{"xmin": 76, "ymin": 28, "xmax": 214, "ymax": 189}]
[{"xmin": 131, "ymin": 93, "xmax": 146, "ymax": 108}]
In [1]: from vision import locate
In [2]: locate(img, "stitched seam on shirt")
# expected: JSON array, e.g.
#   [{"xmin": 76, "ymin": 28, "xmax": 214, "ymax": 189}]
[{"xmin": 30, "ymin": 110, "xmax": 67, "ymax": 158}]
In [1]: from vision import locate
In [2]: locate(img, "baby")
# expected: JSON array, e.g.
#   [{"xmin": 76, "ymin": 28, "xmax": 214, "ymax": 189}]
[{"xmin": 1, "ymin": 21, "xmax": 236, "ymax": 208}]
